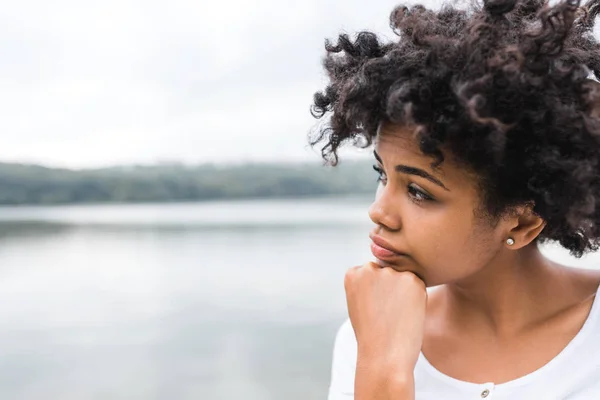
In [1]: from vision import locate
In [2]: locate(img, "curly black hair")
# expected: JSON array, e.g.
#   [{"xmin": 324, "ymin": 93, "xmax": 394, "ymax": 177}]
[{"xmin": 309, "ymin": 0, "xmax": 600, "ymax": 257}]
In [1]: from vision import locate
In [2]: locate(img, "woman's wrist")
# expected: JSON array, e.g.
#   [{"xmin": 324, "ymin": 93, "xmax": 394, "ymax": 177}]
[
  {"xmin": 355, "ymin": 352, "xmax": 415, "ymax": 400},
  {"xmin": 357, "ymin": 343, "xmax": 418, "ymax": 374}
]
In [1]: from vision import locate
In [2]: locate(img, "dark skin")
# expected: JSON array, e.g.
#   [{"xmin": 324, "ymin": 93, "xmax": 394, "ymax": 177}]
[{"xmin": 345, "ymin": 122, "xmax": 600, "ymax": 399}]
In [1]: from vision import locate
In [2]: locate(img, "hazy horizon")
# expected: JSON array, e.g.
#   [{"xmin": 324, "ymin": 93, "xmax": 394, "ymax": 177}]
[
  {"xmin": 1, "ymin": 0, "xmax": 438, "ymax": 169},
  {"xmin": 0, "ymin": 154, "xmax": 372, "ymax": 171}
]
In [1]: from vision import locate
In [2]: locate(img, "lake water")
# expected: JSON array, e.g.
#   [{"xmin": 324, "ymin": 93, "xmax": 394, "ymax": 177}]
[{"xmin": 0, "ymin": 196, "xmax": 598, "ymax": 400}]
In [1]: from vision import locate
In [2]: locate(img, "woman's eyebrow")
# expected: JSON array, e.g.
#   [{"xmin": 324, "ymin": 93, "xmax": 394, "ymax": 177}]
[{"xmin": 373, "ymin": 150, "xmax": 449, "ymax": 191}]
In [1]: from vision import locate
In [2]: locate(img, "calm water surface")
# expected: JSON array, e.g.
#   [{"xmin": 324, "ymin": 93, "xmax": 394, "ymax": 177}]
[{"xmin": 0, "ymin": 196, "xmax": 597, "ymax": 399}]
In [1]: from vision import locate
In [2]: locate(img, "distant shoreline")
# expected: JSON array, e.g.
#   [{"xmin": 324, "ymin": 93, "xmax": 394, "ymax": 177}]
[
  {"xmin": 0, "ymin": 193, "xmax": 375, "ymax": 208},
  {"xmin": 0, "ymin": 160, "xmax": 376, "ymax": 206}
]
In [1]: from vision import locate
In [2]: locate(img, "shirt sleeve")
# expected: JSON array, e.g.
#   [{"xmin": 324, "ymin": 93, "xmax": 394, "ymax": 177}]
[{"xmin": 327, "ymin": 318, "xmax": 357, "ymax": 400}]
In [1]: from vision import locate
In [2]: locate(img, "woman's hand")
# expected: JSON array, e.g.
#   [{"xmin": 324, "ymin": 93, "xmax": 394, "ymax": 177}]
[{"xmin": 344, "ymin": 262, "xmax": 427, "ymax": 400}]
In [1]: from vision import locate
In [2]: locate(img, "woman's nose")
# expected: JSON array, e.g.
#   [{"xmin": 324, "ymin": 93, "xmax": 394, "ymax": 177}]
[{"xmin": 368, "ymin": 187, "xmax": 401, "ymax": 231}]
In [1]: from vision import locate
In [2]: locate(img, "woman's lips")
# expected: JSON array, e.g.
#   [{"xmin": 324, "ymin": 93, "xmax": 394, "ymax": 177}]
[
  {"xmin": 369, "ymin": 234, "xmax": 421, "ymax": 279},
  {"xmin": 369, "ymin": 233, "xmax": 407, "ymax": 260},
  {"xmin": 370, "ymin": 241, "xmax": 401, "ymax": 259}
]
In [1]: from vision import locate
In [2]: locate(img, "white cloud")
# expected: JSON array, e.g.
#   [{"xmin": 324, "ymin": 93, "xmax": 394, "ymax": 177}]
[{"xmin": 0, "ymin": 0, "xmax": 434, "ymax": 168}]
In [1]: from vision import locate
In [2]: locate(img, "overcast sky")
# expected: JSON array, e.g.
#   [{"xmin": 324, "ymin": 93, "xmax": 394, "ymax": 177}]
[{"xmin": 1, "ymin": 0, "xmax": 442, "ymax": 169}]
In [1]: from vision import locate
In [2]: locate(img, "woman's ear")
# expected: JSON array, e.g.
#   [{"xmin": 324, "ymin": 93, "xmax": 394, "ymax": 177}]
[{"xmin": 505, "ymin": 203, "xmax": 546, "ymax": 249}]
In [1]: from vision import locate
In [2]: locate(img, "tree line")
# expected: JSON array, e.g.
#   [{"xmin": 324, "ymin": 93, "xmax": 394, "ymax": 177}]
[{"xmin": 0, "ymin": 160, "xmax": 378, "ymax": 205}]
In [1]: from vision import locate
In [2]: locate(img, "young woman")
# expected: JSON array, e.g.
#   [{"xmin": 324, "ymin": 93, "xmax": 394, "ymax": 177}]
[{"xmin": 310, "ymin": 0, "xmax": 600, "ymax": 399}]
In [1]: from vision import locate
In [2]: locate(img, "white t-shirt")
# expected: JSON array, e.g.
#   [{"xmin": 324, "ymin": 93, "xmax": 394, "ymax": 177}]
[{"xmin": 328, "ymin": 284, "xmax": 600, "ymax": 400}]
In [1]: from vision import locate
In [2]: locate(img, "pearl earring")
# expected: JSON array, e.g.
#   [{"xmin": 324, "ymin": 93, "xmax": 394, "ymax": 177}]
[{"xmin": 506, "ymin": 237, "xmax": 515, "ymax": 246}]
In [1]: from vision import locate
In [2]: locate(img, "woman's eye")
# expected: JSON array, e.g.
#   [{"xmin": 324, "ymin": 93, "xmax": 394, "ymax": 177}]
[
  {"xmin": 373, "ymin": 165, "xmax": 434, "ymax": 203},
  {"xmin": 372, "ymin": 165, "xmax": 387, "ymax": 183},
  {"xmin": 408, "ymin": 184, "xmax": 433, "ymax": 202}
]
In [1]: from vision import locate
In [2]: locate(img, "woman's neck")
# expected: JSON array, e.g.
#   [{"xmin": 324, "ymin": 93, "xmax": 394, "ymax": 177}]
[{"xmin": 437, "ymin": 244, "xmax": 577, "ymax": 338}]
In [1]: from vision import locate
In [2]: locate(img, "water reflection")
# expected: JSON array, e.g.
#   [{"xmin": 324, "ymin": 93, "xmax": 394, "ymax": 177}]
[
  {"xmin": 0, "ymin": 197, "xmax": 597, "ymax": 399},
  {"xmin": 0, "ymin": 198, "xmax": 373, "ymax": 399}
]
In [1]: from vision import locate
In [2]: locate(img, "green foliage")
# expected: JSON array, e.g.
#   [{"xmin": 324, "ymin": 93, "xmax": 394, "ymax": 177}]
[{"xmin": 0, "ymin": 160, "xmax": 377, "ymax": 205}]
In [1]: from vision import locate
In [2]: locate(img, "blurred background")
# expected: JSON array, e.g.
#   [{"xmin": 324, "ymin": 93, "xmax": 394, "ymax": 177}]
[{"xmin": 1, "ymin": 0, "xmax": 599, "ymax": 399}]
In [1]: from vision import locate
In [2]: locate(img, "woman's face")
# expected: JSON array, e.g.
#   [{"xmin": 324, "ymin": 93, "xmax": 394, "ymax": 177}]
[{"xmin": 369, "ymin": 124, "xmax": 508, "ymax": 287}]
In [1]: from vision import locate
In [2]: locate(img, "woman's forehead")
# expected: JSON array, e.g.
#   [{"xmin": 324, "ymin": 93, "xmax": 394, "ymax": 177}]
[
  {"xmin": 375, "ymin": 123, "xmax": 478, "ymax": 189},
  {"xmin": 375, "ymin": 124, "xmax": 431, "ymax": 160},
  {"xmin": 376, "ymin": 123, "xmax": 455, "ymax": 162}
]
